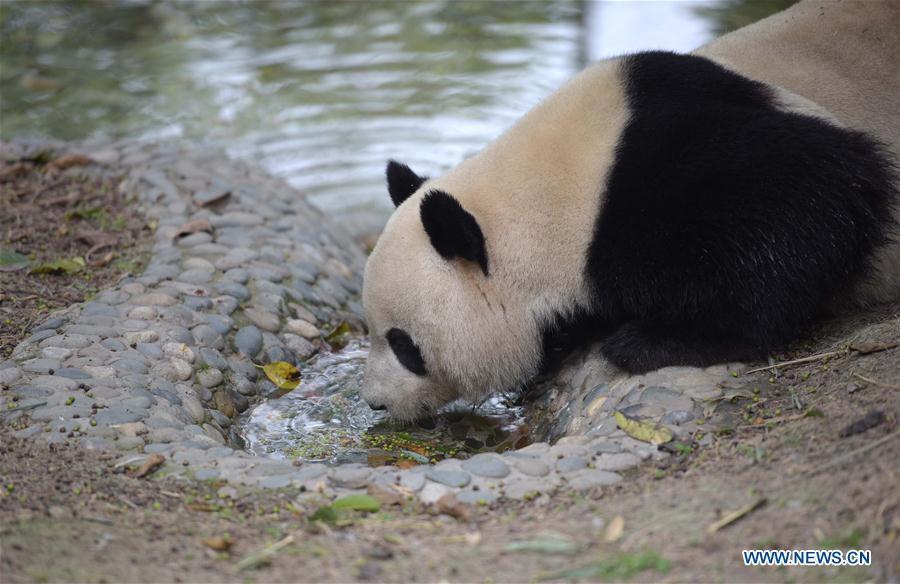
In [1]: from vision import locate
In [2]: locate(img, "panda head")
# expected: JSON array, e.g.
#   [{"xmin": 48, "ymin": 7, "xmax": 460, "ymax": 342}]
[{"xmin": 361, "ymin": 161, "xmax": 541, "ymax": 420}]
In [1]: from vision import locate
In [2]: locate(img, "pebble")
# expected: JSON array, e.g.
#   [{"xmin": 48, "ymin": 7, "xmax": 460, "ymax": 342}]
[
  {"xmin": 203, "ymin": 314, "xmax": 234, "ymax": 336},
  {"xmin": 566, "ymin": 469, "xmax": 622, "ymax": 491},
  {"xmin": 243, "ymin": 308, "xmax": 281, "ymax": 333},
  {"xmin": 82, "ymin": 302, "xmax": 119, "ymax": 317},
  {"xmin": 184, "ymin": 295, "xmax": 213, "ymax": 311},
  {"xmin": 198, "ymin": 348, "xmax": 228, "ymax": 370},
  {"xmin": 128, "ymin": 306, "xmax": 158, "ymax": 320},
  {"xmin": 136, "ymin": 342, "xmax": 164, "ymax": 360},
  {"xmin": 461, "ymin": 454, "xmax": 510, "ymax": 478},
  {"xmin": 512, "ymin": 458, "xmax": 551, "ymax": 477},
  {"xmin": 100, "ymin": 339, "xmax": 127, "ymax": 352},
  {"xmin": 594, "ymin": 452, "xmax": 641, "ymax": 471},
  {"xmin": 183, "ymin": 257, "xmax": 215, "ymax": 272},
  {"xmin": 234, "ymin": 326, "xmax": 263, "ymax": 357},
  {"xmin": 426, "ymin": 469, "xmax": 471, "ymax": 488},
  {"xmin": 33, "ymin": 317, "xmax": 65, "ymax": 332},
  {"xmin": 22, "ymin": 359, "xmax": 60, "ymax": 374},
  {"xmin": 53, "ymin": 367, "xmax": 91, "ymax": 380},
  {"xmin": 132, "ymin": 293, "xmax": 178, "ymax": 306},
  {"xmin": 162, "ymin": 342, "xmax": 195, "ymax": 363},
  {"xmin": 282, "ymin": 334, "xmax": 315, "ymax": 360},
  {"xmin": 41, "ymin": 347, "xmax": 72, "ymax": 361},
  {"xmin": 555, "ymin": 456, "xmax": 589, "ymax": 473},
  {"xmin": 329, "ymin": 467, "xmax": 371, "ymax": 489},
  {"xmin": 198, "ymin": 368, "xmax": 224, "ymax": 389},
  {"xmin": 223, "ymin": 268, "xmax": 250, "ymax": 284},
  {"xmin": 285, "ymin": 319, "xmax": 319, "ymax": 339},
  {"xmin": 215, "ymin": 282, "xmax": 251, "ymax": 302},
  {"xmin": 124, "ymin": 330, "xmax": 159, "ymax": 345},
  {"xmin": 214, "ymin": 296, "xmax": 239, "ymax": 315}
]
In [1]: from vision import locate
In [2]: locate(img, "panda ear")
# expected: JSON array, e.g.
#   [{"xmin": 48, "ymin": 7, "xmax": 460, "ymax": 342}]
[
  {"xmin": 420, "ymin": 189, "xmax": 489, "ymax": 276},
  {"xmin": 386, "ymin": 160, "xmax": 427, "ymax": 207}
]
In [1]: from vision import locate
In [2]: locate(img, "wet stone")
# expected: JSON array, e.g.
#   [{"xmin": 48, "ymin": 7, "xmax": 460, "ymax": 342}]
[
  {"xmin": 101, "ymin": 339, "xmax": 127, "ymax": 352},
  {"xmin": 234, "ymin": 326, "xmax": 263, "ymax": 357},
  {"xmin": 231, "ymin": 375, "xmax": 256, "ymax": 397},
  {"xmin": 203, "ymin": 314, "xmax": 233, "ymax": 336},
  {"xmin": 461, "ymin": 454, "xmax": 510, "ymax": 478},
  {"xmin": 209, "ymin": 410, "xmax": 231, "ymax": 428},
  {"xmin": 282, "ymin": 334, "xmax": 315, "ymax": 360},
  {"xmin": 425, "ymin": 469, "xmax": 471, "ymax": 488}
]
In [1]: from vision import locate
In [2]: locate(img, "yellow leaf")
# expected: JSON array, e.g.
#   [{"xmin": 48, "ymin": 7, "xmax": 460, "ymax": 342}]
[
  {"xmin": 256, "ymin": 361, "xmax": 302, "ymax": 392},
  {"xmin": 613, "ymin": 411, "xmax": 673, "ymax": 446},
  {"xmin": 604, "ymin": 515, "xmax": 625, "ymax": 543}
]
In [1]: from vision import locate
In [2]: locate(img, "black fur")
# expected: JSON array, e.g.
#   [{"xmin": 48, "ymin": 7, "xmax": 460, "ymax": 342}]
[
  {"xmin": 420, "ymin": 189, "xmax": 490, "ymax": 276},
  {"xmin": 578, "ymin": 51, "xmax": 898, "ymax": 373},
  {"xmin": 386, "ymin": 160, "xmax": 427, "ymax": 207},
  {"xmin": 387, "ymin": 328, "xmax": 426, "ymax": 375}
]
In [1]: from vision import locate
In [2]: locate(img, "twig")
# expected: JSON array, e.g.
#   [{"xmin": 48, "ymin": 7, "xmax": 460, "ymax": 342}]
[
  {"xmin": 745, "ymin": 349, "xmax": 846, "ymax": 374},
  {"xmin": 0, "ymin": 401, "xmax": 47, "ymax": 416},
  {"xmin": 235, "ymin": 534, "xmax": 296, "ymax": 571},
  {"xmin": 852, "ymin": 373, "xmax": 900, "ymax": 391},
  {"xmin": 707, "ymin": 497, "xmax": 767, "ymax": 533},
  {"xmin": 807, "ymin": 430, "xmax": 899, "ymax": 477}
]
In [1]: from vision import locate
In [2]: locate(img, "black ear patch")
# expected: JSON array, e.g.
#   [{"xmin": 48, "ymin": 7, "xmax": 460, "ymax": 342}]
[
  {"xmin": 386, "ymin": 160, "xmax": 427, "ymax": 207},
  {"xmin": 420, "ymin": 189, "xmax": 489, "ymax": 276}
]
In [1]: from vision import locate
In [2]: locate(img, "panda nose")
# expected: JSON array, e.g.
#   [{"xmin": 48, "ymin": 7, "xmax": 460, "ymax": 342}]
[{"xmin": 368, "ymin": 402, "xmax": 387, "ymax": 411}]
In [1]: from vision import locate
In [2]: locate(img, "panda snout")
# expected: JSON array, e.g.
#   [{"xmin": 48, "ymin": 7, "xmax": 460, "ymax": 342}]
[{"xmin": 368, "ymin": 402, "xmax": 388, "ymax": 411}]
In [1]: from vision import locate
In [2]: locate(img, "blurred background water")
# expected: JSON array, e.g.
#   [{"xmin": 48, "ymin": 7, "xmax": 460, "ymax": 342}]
[{"xmin": 0, "ymin": 0, "xmax": 794, "ymax": 236}]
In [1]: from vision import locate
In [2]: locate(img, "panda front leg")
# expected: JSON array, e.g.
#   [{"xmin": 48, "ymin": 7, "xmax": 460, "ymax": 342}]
[{"xmin": 600, "ymin": 320, "xmax": 763, "ymax": 374}]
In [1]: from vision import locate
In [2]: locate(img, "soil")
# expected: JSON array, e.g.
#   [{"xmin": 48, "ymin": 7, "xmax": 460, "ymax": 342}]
[
  {"xmin": 0, "ymin": 152, "xmax": 152, "ymax": 358},
  {"xmin": 1, "ymin": 302, "xmax": 898, "ymax": 583}
]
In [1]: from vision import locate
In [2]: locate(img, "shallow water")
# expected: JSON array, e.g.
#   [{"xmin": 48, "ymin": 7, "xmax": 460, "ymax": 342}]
[{"xmin": 240, "ymin": 340, "xmax": 529, "ymax": 465}]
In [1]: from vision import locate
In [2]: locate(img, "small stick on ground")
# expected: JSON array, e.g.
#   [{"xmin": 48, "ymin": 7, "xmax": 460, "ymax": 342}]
[
  {"xmin": 745, "ymin": 349, "xmax": 846, "ymax": 374},
  {"xmin": 852, "ymin": 373, "xmax": 900, "ymax": 391},
  {"xmin": 707, "ymin": 497, "xmax": 767, "ymax": 533},
  {"xmin": 807, "ymin": 430, "xmax": 899, "ymax": 477},
  {"xmin": 235, "ymin": 534, "xmax": 296, "ymax": 572}
]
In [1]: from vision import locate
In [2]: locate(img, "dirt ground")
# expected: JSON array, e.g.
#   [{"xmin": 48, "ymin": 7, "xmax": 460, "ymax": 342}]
[
  {"xmin": 1, "ymin": 300, "xmax": 898, "ymax": 583},
  {"xmin": 0, "ymin": 152, "xmax": 152, "ymax": 358}
]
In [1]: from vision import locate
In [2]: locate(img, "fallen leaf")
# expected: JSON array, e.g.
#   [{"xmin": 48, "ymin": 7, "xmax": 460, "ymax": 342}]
[
  {"xmin": 0, "ymin": 249, "xmax": 30, "ymax": 272},
  {"xmin": 504, "ymin": 535, "xmax": 579, "ymax": 554},
  {"xmin": 605, "ymin": 515, "xmax": 625, "ymax": 542},
  {"xmin": 324, "ymin": 321, "xmax": 352, "ymax": 351},
  {"xmin": 29, "ymin": 256, "xmax": 85, "ymax": 275},
  {"xmin": 256, "ymin": 361, "xmax": 301, "ymax": 392},
  {"xmin": 130, "ymin": 453, "xmax": 165, "ymax": 478},
  {"xmin": 707, "ymin": 498, "xmax": 766, "ymax": 533},
  {"xmin": 614, "ymin": 411, "xmax": 672, "ymax": 445},
  {"xmin": 435, "ymin": 493, "xmax": 470, "ymax": 522},
  {"xmin": 47, "ymin": 153, "xmax": 94, "ymax": 171},
  {"xmin": 202, "ymin": 536, "xmax": 233, "ymax": 552},
  {"xmin": 174, "ymin": 218, "xmax": 213, "ymax": 239},
  {"xmin": 850, "ymin": 341, "xmax": 898, "ymax": 355},
  {"xmin": 331, "ymin": 494, "xmax": 380, "ymax": 513},
  {"xmin": 89, "ymin": 251, "xmax": 116, "ymax": 268}
]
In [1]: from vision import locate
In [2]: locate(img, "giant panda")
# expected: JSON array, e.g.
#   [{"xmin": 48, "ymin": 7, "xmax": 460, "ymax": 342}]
[{"xmin": 360, "ymin": 0, "xmax": 900, "ymax": 420}]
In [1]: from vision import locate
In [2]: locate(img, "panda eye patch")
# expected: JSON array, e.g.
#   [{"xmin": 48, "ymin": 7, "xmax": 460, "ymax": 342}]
[{"xmin": 386, "ymin": 328, "xmax": 426, "ymax": 376}]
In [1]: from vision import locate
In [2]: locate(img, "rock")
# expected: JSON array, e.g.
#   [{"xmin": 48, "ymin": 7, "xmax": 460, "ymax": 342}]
[
  {"xmin": 243, "ymin": 308, "xmax": 281, "ymax": 333},
  {"xmin": 206, "ymin": 387, "xmax": 234, "ymax": 419},
  {"xmin": 128, "ymin": 306, "xmax": 158, "ymax": 320},
  {"xmin": 121, "ymin": 282, "xmax": 145, "ymax": 295},
  {"xmin": 192, "ymin": 324, "xmax": 224, "ymax": 350},
  {"xmin": 282, "ymin": 334, "xmax": 315, "ymax": 360},
  {"xmin": 0, "ymin": 367, "xmax": 22, "ymax": 385},
  {"xmin": 96, "ymin": 408, "xmax": 146, "ymax": 425},
  {"xmin": 197, "ymin": 368, "xmax": 224, "ymax": 388},
  {"xmin": 594, "ymin": 452, "xmax": 641, "ymax": 472},
  {"xmin": 183, "ymin": 257, "xmax": 215, "ymax": 272},
  {"xmin": 132, "ymin": 293, "xmax": 178, "ymax": 306},
  {"xmin": 214, "ymin": 248, "xmax": 258, "ymax": 271},
  {"xmin": 511, "ymin": 458, "xmax": 550, "ymax": 477},
  {"xmin": 179, "ymin": 270, "xmax": 212, "ymax": 285},
  {"xmin": 456, "ymin": 490, "xmax": 497, "ymax": 505},
  {"xmin": 215, "ymin": 282, "xmax": 251, "ymax": 302},
  {"xmin": 100, "ymin": 339, "xmax": 127, "ymax": 352},
  {"xmin": 425, "ymin": 469, "xmax": 471, "ymax": 488},
  {"xmin": 22, "ymin": 358, "xmax": 61, "ymax": 374},
  {"xmin": 556, "ymin": 456, "xmax": 588, "ymax": 473},
  {"xmin": 198, "ymin": 348, "xmax": 228, "ymax": 371},
  {"xmin": 82, "ymin": 302, "xmax": 119, "ymax": 316},
  {"xmin": 285, "ymin": 319, "xmax": 319, "ymax": 339},
  {"xmin": 33, "ymin": 317, "xmax": 65, "ymax": 332},
  {"xmin": 53, "ymin": 367, "xmax": 91, "ymax": 380},
  {"xmin": 136, "ymin": 342, "xmax": 164, "ymax": 360},
  {"xmin": 566, "ymin": 469, "xmax": 622, "ymax": 491},
  {"xmin": 660, "ymin": 410, "xmax": 694, "ymax": 425},
  {"xmin": 183, "ymin": 295, "xmax": 213, "ymax": 311},
  {"xmin": 234, "ymin": 326, "xmax": 263, "ymax": 357},
  {"xmin": 223, "ymin": 268, "xmax": 250, "ymax": 284},
  {"xmin": 461, "ymin": 454, "xmax": 510, "ymax": 478},
  {"xmin": 162, "ymin": 342, "xmax": 195, "ymax": 363},
  {"xmin": 124, "ymin": 330, "xmax": 159, "ymax": 345},
  {"xmin": 40, "ymin": 347, "xmax": 72, "ymax": 361},
  {"xmin": 214, "ymin": 296, "xmax": 239, "ymax": 315},
  {"xmin": 329, "ymin": 466, "xmax": 371, "ymax": 489},
  {"xmin": 203, "ymin": 314, "xmax": 234, "ymax": 336}
]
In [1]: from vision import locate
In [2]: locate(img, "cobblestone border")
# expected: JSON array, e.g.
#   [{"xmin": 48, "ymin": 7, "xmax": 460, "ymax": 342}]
[{"xmin": 1, "ymin": 139, "xmax": 753, "ymax": 505}]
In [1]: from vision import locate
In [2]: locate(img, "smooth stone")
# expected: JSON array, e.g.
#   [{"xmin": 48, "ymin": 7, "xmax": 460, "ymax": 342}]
[
  {"xmin": 214, "ymin": 248, "xmax": 258, "ymax": 271},
  {"xmin": 27, "ymin": 330, "xmax": 57, "ymax": 344},
  {"xmin": 589, "ymin": 440, "xmax": 623, "ymax": 455},
  {"xmin": 183, "ymin": 257, "xmax": 215, "ymax": 272},
  {"xmin": 223, "ymin": 268, "xmax": 250, "ymax": 284},
  {"xmin": 162, "ymin": 342, "xmax": 195, "ymax": 363},
  {"xmin": 0, "ymin": 367, "xmax": 22, "ymax": 385},
  {"xmin": 457, "ymin": 490, "xmax": 497, "ymax": 505},
  {"xmin": 215, "ymin": 282, "xmax": 250, "ymax": 301},
  {"xmin": 198, "ymin": 348, "xmax": 228, "ymax": 370},
  {"xmin": 178, "ymin": 232, "xmax": 213, "ymax": 247},
  {"xmin": 640, "ymin": 386, "xmax": 695, "ymax": 412},
  {"xmin": 149, "ymin": 386, "xmax": 182, "ymax": 407},
  {"xmin": 234, "ymin": 326, "xmax": 263, "ymax": 357},
  {"xmin": 285, "ymin": 319, "xmax": 319, "ymax": 339},
  {"xmin": 195, "ymin": 468, "xmax": 220, "ymax": 481},
  {"xmin": 100, "ymin": 339, "xmax": 127, "ymax": 352},
  {"xmin": 113, "ymin": 358, "xmax": 149, "ymax": 375},
  {"xmin": 289, "ymin": 304, "xmax": 317, "ymax": 324},
  {"xmin": 22, "ymin": 359, "xmax": 61, "ymax": 374},
  {"xmin": 425, "ymin": 469, "xmax": 471, "ymax": 488},
  {"xmin": 132, "ymin": 293, "xmax": 178, "ymax": 306},
  {"xmin": 209, "ymin": 410, "xmax": 231, "ymax": 428},
  {"xmin": 556, "ymin": 456, "xmax": 589, "ymax": 473},
  {"xmin": 53, "ymin": 367, "xmax": 91, "ymax": 380},
  {"xmin": 660, "ymin": 410, "xmax": 695, "ymax": 425},
  {"xmin": 121, "ymin": 282, "xmax": 145, "ymax": 295},
  {"xmin": 180, "ymin": 395, "xmax": 205, "ymax": 423},
  {"xmin": 179, "ymin": 270, "xmax": 213, "ymax": 285},
  {"xmin": 594, "ymin": 452, "xmax": 642, "ymax": 472},
  {"xmin": 96, "ymin": 408, "xmax": 146, "ymax": 425},
  {"xmin": 243, "ymin": 308, "xmax": 280, "ymax": 332},
  {"xmin": 419, "ymin": 483, "xmax": 452, "ymax": 505},
  {"xmin": 128, "ymin": 306, "xmax": 158, "ymax": 320},
  {"xmin": 83, "ymin": 365, "xmax": 116, "ymax": 379},
  {"xmin": 512, "ymin": 458, "xmax": 551, "ymax": 477},
  {"xmin": 184, "ymin": 295, "xmax": 213, "ymax": 311},
  {"xmin": 124, "ymin": 330, "xmax": 159, "ymax": 345},
  {"xmin": 504, "ymin": 480, "xmax": 549, "ymax": 501},
  {"xmin": 41, "ymin": 347, "xmax": 72, "ymax": 361},
  {"xmin": 266, "ymin": 345, "xmax": 293, "ymax": 364},
  {"xmin": 566, "ymin": 469, "xmax": 623, "ymax": 490},
  {"xmin": 260, "ymin": 475, "xmax": 292, "ymax": 489},
  {"xmin": 231, "ymin": 375, "xmax": 256, "ymax": 396},
  {"xmin": 67, "ymin": 325, "xmax": 118, "ymax": 338},
  {"xmin": 247, "ymin": 262, "xmax": 286, "ymax": 282},
  {"xmin": 282, "ymin": 334, "xmax": 315, "ymax": 360},
  {"xmin": 461, "ymin": 454, "xmax": 510, "ymax": 478},
  {"xmin": 329, "ymin": 467, "xmax": 371, "ymax": 489},
  {"xmin": 213, "ymin": 212, "xmax": 263, "ymax": 228},
  {"xmin": 33, "ymin": 317, "xmax": 65, "ymax": 332},
  {"xmin": 136, "ymin": 342, "xmax": 164, "ymax": 360},
  {"xmin": 228, "ymin": 357, "xmax": 258, "ymax": 381},
  {"xmin": 82, "ymin": 302, "xmax": 119, "ymax": 317},
  {"xmin": 203, "ymin": 314, "xmax": 233, "ymax": 336},
  {"xmin": 197, "ymin": 368, "xmax": 224, "ymax": 389},
  {"xmin": 214, "ymin": 296, "xmax": 239, "ymax": 315},
  {"xmin": 293, "ymin": 465, "xmax": 328, "ymax": 482},
  {"xmin": 94, "ymin": 290, "xmax": 130, "ymax": 305}
]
